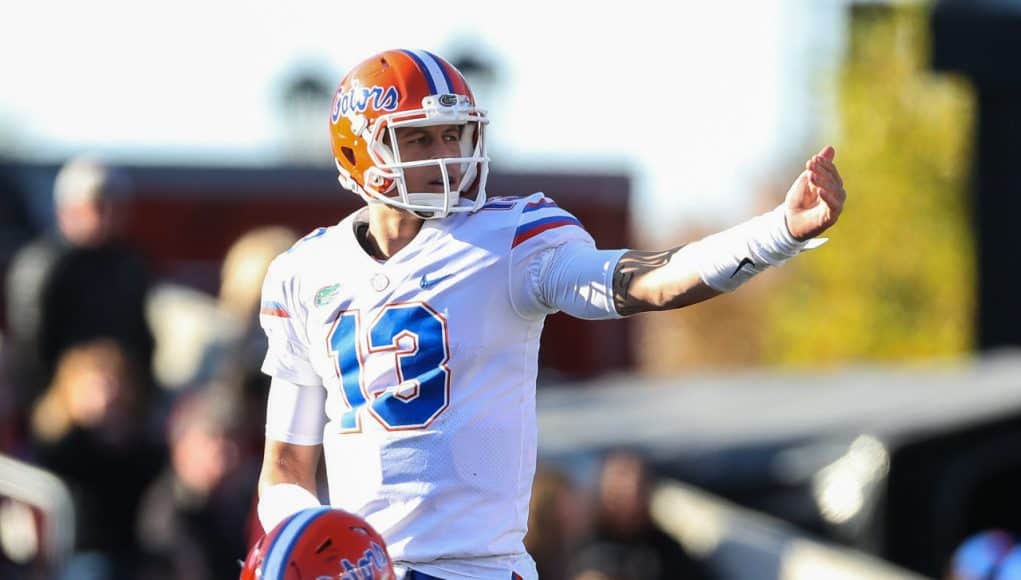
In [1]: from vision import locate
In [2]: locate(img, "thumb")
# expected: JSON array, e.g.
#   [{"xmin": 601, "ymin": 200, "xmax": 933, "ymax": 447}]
[
  {"xmin": 786, "ymin": 170, "xmax": 811, "ymax": 204},
  {"xmin": 819, "ymin": 145, "xmax": 836, "ymax": 161}
]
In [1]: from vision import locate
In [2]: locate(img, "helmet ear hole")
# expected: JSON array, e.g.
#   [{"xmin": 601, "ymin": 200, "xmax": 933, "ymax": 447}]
[{"xmin": 341, "ymin": 147, "xmax": 356, "ymax": 166}]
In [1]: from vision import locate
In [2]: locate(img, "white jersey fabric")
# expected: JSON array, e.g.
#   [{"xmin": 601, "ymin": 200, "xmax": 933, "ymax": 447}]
[{"xmin": 259, "ymin": 192, "xmax": 623, "ymax": 579}]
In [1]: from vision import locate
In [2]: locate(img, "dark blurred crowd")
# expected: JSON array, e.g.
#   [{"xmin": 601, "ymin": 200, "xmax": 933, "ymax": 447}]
[
  {"xmin": 0, "ymin": 157, "xmax": 711, "ymax": 580},
  {"xmin": 529, "ymin": 451, "xmax": 711, "ymax": 580},
  {"xmin": 0, "ymin": 157, "xmax": 287, "ymax": 580}
]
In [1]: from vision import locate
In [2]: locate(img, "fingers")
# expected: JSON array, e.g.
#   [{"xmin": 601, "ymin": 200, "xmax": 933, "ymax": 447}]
[
  {"xmin": 806, "ymin": 156, "xmax": 845, "ymax": 215},
  {"xmin": 819, "ymin": 145, "xmax": 836, "ymax": 161},
  {"xmin": 818, "ymin": 187, "xmax": 844, "ymax": 216},
  {"xmin": 806, "ymin": 154, "xmax": 843, "ymax": 188},
  {"xmin": 807, "ymin": 155, "xmax": 847, "ymax": 209},
  {"xmin": 813, "ymin": 167, "xmax": 845, "ymax": 204},
  {"xmin": 809, "ymin": 169, "xmax": 843, "ymax": 199},
  {"xmin": 811, "ymin": 181, "xmax": 846, "ymax": 212},
  {"xmin": 812, "ymin": 157, "xmax": 841, "ymax": 184}
]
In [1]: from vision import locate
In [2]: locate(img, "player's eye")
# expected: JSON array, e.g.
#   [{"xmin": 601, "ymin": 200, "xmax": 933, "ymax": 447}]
[{"xmin": 443, "ymin": 126, "xmax": 465, "ymax": 142}]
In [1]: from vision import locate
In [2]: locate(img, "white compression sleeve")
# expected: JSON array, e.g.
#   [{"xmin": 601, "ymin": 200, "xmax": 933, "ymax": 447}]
[
  {"xmin": 537, "ymin": 243, "xmax": 627, "ymax": 320},
  {"xmin": 265, "ymin": 376, "xmax": 328, "ymax": 445},
  {"xmin": 693, "ymin": 205, "xmax": 826, "ymax": 292}
]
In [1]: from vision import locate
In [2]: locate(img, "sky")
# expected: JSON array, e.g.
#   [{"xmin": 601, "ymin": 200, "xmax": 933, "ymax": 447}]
[{"xmin": 0, "ymin": 0, "xmax": 849, "ymax": 238}]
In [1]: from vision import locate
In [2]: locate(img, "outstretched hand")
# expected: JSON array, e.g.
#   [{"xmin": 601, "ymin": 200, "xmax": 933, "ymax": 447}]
[{"xmin": 784, "ymin": 146, "xmax": 847, "ymax": 241}]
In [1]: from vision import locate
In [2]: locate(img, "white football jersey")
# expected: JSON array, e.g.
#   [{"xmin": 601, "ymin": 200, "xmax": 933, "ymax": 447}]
[{"xmin": 259, "ymin": 192, "xmax": 609, "ymax": 579}]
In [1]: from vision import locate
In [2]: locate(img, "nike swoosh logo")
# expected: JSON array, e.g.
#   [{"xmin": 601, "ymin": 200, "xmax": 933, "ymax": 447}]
[
  {"xmin": 420, "ymin": 272, "xmax": 455, "ymax": 289},
  {"xmin": 730, "ymin": 257, "xmax": 756, "ymax": 278}
]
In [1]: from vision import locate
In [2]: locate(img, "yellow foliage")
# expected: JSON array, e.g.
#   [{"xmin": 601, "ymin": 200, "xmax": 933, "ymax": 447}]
[{"xmin": 761, "ymin": 5, "xmax": 976, "ymax": 366}]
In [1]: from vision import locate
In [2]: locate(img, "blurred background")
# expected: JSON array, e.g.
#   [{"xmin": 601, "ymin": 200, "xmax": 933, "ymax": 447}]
[{"xmin": 1, "ymin": 0, "xmax": 1019, "ymax": 579}]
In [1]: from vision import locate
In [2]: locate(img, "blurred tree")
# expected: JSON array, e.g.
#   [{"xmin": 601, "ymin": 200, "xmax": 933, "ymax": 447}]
[{"xmin": 762, "ymin": 3, "xmax": 976, "ymax": 365}]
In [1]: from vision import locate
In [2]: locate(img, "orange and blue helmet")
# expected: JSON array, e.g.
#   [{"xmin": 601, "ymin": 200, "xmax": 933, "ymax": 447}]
[
  {"xmin": 240, "ymin": 507, "xmax": 395, "ymax": 580},
  {"xmin": 329, "ymin": 49, "xmax": 489, "ymax": 219}
]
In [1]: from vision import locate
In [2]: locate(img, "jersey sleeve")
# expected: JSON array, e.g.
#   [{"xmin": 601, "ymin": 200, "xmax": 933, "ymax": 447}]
[
  {"xmin": 259, "ymin": 255, "xmax": 321, "ymax": 386},
  {"xmin": 508, "ymin": 193, "xmax": 625, "ymax": 319}
]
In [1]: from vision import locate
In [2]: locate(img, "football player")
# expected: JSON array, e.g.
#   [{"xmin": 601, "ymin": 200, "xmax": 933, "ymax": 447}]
[
  {"xmin": 256, "ymin": 49, "xmax": 847, "ymax": 579},
  {"xmin": 241, "ymin": 507, "xmax": 395, "ymax": 580}
]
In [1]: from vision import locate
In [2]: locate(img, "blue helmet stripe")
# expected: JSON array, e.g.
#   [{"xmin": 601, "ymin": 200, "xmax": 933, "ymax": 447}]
[
  {"xmin": 261, "ymin": 507, "xmax": 331, "ymax": 579},
  {"xmin": 399, "ymin": 49, "xmax": 450, "ymax": 95}
]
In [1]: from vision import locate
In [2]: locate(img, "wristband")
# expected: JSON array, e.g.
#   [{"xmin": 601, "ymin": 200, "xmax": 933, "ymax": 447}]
[
  {"xmin": 696, "ymin": 206, "xmax": 826, "ymax": 292},
  {"xmin": 257, "ymin": 483, "xmax": 321, "ymax": 532}
]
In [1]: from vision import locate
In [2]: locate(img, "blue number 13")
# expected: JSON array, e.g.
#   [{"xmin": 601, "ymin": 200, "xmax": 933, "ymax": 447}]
[{"xmin": 328, "ymin": 302, "xmax": 450, "ymax": 431}]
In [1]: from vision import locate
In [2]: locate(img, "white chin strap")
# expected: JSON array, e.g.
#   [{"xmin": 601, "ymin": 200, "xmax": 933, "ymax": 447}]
[
  {"xmin": 359, "ymin": 187, "xmax": 477, "ymax": 220},
  {"xmin": 405, "ymin": 193, "xmax": 460, "ymax": 217}
]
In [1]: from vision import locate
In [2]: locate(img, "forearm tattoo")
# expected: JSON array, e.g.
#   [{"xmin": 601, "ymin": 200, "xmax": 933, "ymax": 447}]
[{"xmin": 612, "ymin": 245, "xmax": 684, "ymax": 316}]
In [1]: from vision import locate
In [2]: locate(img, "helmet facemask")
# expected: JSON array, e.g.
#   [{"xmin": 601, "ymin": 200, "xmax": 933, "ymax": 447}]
[{"xmin": 357, "ymin": 94, "xmax": 489, "ymax": 219}]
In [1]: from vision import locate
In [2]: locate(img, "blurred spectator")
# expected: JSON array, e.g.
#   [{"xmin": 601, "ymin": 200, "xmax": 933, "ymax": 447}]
[
  {"xmin": 143, "ymin": 226, "xmax": 298, "ymax": 552},
  {"xmin": 136, "ymin": 385, "xmax": 256, "ymax": 580},
  {"xmin": 0, "ymin": 161, "xmax": 34, "ymax": 327},
  {"xmin": 145, "ymin": 284, "xmax": 228, "ymax": 394},
  {"xmin": 216, "ymin": 226, "xmax": 298, "ymax": 447},
  {"xmin": 571, "ymin": 450, "xmax": 710, "ymax": 580},
  {"xmin": 216, "ymin": 225, "xmax": 298, "ymax": 382},
  {"xmin": 147, "ymin": 225, "xmax": 296, "ymax": 396},
  {"xmin": 28, "ymin": 339, "xmax": 164, "ymax": 580},
  {"xmin": 4, "ymin": 157, "xmax": 155, "ymax": 414},
  {"xmin": 526, "ymin": 463, "xmax": 589, "ymax": 580},
  {"xmin": 0, "ymin": 163, "xmax": 35, "ymax": 453},
  {"xmin": 216, "ymin": 226, "xmax": 302, "ymax": 546}
]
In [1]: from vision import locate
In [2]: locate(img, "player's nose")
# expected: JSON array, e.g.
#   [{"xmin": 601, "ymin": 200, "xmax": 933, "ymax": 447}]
[{"xmin": 429, "ymin": 140, "xmax": 461, "ymax": 160}]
